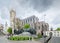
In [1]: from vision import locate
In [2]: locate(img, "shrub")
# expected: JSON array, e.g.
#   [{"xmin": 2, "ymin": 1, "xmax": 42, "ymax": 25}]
[
  {"xmin": 7, "ymin": 27, "xmax": 12, "ymax": 34},
  {"xmin": 9, "ymin": 36, "xmax": 32, "ymax": 41},
  {"xmin": 37, "ymin": 33, "xmax": 42, "ymax": 38},
  {"xmin": 30, "ymin": 37, "xmax": 32, "ymax": 40},
  {"xmin": 25, "ymin": 37, "xmax": 29, "ymax": 40},
  {"xmin": 56, "ymin": 27, "xmax": 60, "ymax": 31},
  {"xmin": 9, "ymin": 36, "xmax": 13, "ymax": 40},
  {"xmin": 13, "ymin": 36, "xmax": 18, "ymax": 41},
  {"xmin": 24, "ymin": 24, "xmax": 30, "ymax": 29}
]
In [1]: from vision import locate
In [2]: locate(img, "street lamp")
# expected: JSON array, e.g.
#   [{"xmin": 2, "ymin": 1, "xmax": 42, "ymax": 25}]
[
  {"xmin": 41, "ymin": 14, "xmax": 46, "ymax": 36},
  {"xmin": 44, "ymin": 14, "xmax": 46, "ymax": 22},
  {"xmin": 43, "ymin": 14, "xmax": 46, "ymax": 43}
]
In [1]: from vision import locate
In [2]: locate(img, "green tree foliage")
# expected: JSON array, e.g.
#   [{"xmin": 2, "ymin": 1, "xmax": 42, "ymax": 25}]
[
  {"xmin": 7, "ymin": 27, "xmax": 12, "ymax": 34},
  {"xmin": 24, "ymin": 24, "xmax": 30, "ymax": 29},
  {"xmin": 56, "ymin": 27, "xmax": 60, "ymax": 31},
  {"xmin": 28, "ymin": 28, "xmax": 36, "ymax": 35},
  {"xmin": 37, "ymin": 33, "xmax": 42, "ymax": 38}
]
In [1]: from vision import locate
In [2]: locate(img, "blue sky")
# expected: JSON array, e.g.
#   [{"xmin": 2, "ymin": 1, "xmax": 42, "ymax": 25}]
[{"xmin": 0, "ymin": 0, "xmax": 60, "ymax": 30}]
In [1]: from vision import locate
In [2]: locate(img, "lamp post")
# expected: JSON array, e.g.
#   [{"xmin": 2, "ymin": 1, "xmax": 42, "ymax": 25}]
[
  {"xmin": 41, "ymin": 14, "xmax": 46, "ymax": 35},
  {"xmin": 43, "ymin": 14, "xmax": 46, "ymax": 43},
  {"xmin": 44, "ymin": 14, "xmax": 46, "ymax": 22}
]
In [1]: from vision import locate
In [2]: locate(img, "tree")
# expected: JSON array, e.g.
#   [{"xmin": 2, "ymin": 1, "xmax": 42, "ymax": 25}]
[
  {"xmin": 37, "ymin": 33, "xmax": 42, "ymax": 38},
  {"xmin": 28, "ymin": 28, "xmax": 36, "ymax": 35},
  {"xmin": 24, "ymin": 24, "xmax": 30, "ymax": 29},
  {"xmin": 56, "ymin": 27, "xmax": 60, "ymax": 31},
  {"xmin": 14, "ymin": 29, "xmax": 24, "ymax": 35},
  {"xmin": 7, "ymin": 27, "xmax": 12, "ymax": 34}
]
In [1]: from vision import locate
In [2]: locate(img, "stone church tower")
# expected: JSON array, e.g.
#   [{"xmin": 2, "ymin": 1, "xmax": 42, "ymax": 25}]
[{"xmin": 10, "ymin": 9, "xmax": 16, "ymax": 34}]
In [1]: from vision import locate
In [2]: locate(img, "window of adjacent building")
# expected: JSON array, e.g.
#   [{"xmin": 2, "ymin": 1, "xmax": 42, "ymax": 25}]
[
  {"xmin": 26, "ymin": 20, "xmax": 27, "ymax": 23},
  {"xmin": 57, "ymin": 33, "xmax": 59, "ymax": 37},
  {"xmin": 39, "ymin": 26, "xmax": 40, "ymax": 29},
  {"xmin": 30, "ymin": 18, "xmax": 32, "ymax": 22},
  {"xmin": 35, "ymin": 26, "xmax": 36, "ymax": 29},
  {"xmin": 27, "ymin": 19, "xmax": 29, "ymax": 23},
  {"xmin": 57, "ymin": 32, "xmax": 59, "ymax": 36},
  {"xmin": 33, "ymin": 18, "xmax": 35, "ymax": 23}
]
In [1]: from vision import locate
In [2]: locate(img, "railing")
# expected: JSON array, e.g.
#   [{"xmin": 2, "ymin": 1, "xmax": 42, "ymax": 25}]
[{"xmin": 44, "ymin": 32, "xmax": 52, "ymax": 43}]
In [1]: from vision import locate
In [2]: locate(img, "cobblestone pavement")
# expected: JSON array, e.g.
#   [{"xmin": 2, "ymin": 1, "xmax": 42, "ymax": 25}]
[{"xmin": 0, "ymin": 36, "xmax": 41, "ymax": 43}]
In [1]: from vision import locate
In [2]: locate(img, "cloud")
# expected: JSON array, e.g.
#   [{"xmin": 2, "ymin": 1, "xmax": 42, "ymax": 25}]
[
  {"xmin": 1, "ymin": 7, "xmax": 9, "ymax": 19},
  {"xmin": 52, "ymin": 14, "xmax": 60, "ymax": 25},
  {"xmin": 0, "ymin": 0, "xmax": 54, "ymax": 19},
  {"xmin": 0, "ymin": 0, "xmax": 60, "ymax": 30},
  {"xmin": 18, "ymin": 0, "xmax": 53, "ymax": 12}
]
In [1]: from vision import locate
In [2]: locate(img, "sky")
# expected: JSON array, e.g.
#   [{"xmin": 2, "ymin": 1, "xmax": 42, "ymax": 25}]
[{"xmin": 0, "ymin": 0, "xmax": 60, "ymax": 30}]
